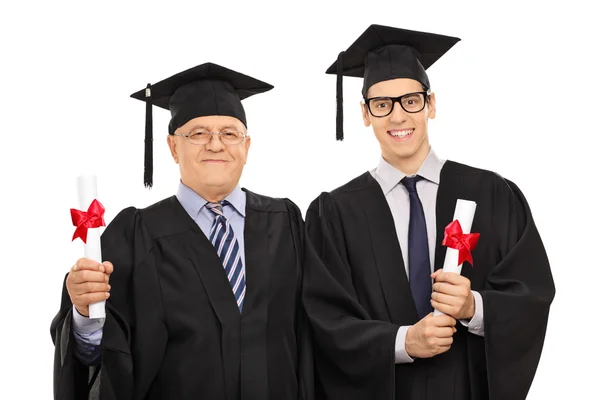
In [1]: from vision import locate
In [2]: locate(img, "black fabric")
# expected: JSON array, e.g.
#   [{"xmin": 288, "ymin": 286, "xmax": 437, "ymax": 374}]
[
  {"xmin": 51, "ymin": 191, "xmax": 314, "ymax": 399},
  {"xmin": 129, "ymin": 62, "xmax": 273, "ymax": 187},
  {"xmin": 326, "ymin": 25, "xmax": 460, "ymax": 93},
  {"xmin": 326, "ymin": 24, "xmax": 460, "ymax": 140},
  {"xmin": 304, "ymin": 161, "xmax": 555, "ymax": 399}
]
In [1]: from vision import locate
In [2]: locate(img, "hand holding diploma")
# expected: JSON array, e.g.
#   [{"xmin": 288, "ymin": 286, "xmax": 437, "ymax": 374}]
[
  {"xmin": 432, "ymin": 200, "xmax": 480, "ymax": 319},
  {"xmin": 68, "ymin": 175, "xmax": 110, "ymax": 319},
  {"xmin": 67, "ymin": 259, "xmax": 113, "ymax": 318}
]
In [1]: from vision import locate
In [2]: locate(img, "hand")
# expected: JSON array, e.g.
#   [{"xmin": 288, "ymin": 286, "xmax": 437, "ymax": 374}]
[
  {"xmin": 430, "ymin": 270, "xmax": 475, "ymax": 320},
  {"xmin": 405, "ymin": 313, "xmax": 457, "ymax": 358},
  {"xmin": 66, "ymin": 258, "xmax": 114, "ymax": 317}
]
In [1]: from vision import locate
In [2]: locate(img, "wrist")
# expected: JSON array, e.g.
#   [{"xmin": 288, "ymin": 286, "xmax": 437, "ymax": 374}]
[
  {"xmin": 405, "ymin": 326, "xmax": 415, "ymax": 357},
  {"xmin": 75, "ymin": 306, "xmax": 89, "ymax": 317},
  {"xmin": 464, "ymin": 295, "xmax": 475, "ymax": 320}
]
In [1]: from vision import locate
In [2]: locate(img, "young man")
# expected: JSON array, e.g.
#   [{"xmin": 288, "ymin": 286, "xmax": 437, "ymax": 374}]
[
  {"xmin": 303, "ymin": 25, "xmax": 555, "ymax": 399},
  {"xmin": 50, "ymin": 63, "xmax": 314, "ymax": 399}
]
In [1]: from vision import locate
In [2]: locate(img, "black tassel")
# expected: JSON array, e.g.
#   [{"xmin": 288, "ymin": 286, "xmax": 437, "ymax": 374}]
[
  {"xmin": 144, "ymin": 83, "xmax": 153, "ymax": 189},
  {"xmin": 336, "ymin": 51, "xmax": 344, "ymax": 141}
]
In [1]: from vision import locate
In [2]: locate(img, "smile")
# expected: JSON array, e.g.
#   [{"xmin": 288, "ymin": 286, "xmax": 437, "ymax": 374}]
[{"xmin": 387, "ymin": 128, "xmax": 414, "ymax": 140}]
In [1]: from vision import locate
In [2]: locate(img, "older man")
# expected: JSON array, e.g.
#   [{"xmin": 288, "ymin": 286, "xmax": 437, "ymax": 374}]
[{"xmin": 51, "ymin": 63, "xmax": 313, "ymax": 400}]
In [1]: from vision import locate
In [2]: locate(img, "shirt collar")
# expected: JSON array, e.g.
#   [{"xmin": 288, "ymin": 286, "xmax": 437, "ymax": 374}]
[
  {"xmin": 373, "ymin": 147, "xmax": 444, "ymax": 195},
  {"xmin": 176, "ymin": 181, "xmax": 246, "ymax": 219}
]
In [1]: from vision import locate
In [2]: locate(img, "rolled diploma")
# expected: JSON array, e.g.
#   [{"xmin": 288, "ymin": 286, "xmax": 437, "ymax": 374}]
[
  {"xmin": 77, "ymin": 175, "xmax": 106, "ymax": 319},
  {"xmin": 433, "ymin": 199, "xmax": 477, "ymax": 317}
]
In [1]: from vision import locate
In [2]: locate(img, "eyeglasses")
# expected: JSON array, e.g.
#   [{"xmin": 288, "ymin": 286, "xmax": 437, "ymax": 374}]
[
  {"xmin": 174, "ymin": 129, "xmax": 247, "ymax": 145},
  {"xmin": 364, "ymin": 91, "xmax": 429, "ymax": 117}
]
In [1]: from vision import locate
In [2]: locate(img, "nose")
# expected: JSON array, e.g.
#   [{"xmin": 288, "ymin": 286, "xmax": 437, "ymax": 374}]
[
  {"xmin": 205, "ymin": 133, "xmax": 225, "ymax": 151},
  {"xmin": 389, "ymin": 100, "xmax": 408, "ymax": 124}
]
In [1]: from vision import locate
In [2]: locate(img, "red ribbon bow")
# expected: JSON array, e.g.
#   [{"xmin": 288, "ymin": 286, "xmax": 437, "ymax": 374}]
[
  {"xmin": 70, "ymin": 199, "xmax": 106, "ymax": 243},
  {"xmin": 442, "ymin": 220, "xmax": 480, "ymax": 267}
]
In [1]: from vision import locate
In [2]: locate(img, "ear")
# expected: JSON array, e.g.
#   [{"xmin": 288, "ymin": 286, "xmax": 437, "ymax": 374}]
[
  {"xmin": 167, "ymin": 134, "xmax": 179, "ymax": 163},
  {"xmin": 361, "ymin": 101, "xmax": 371, "ymax": 127},
  {"xmin": 428, "ymin": 92, "xmax": 437, "ymax": 120},
  {"xmin": 243, "ymin": 136, "xmax": 251, "ymax": 163}
]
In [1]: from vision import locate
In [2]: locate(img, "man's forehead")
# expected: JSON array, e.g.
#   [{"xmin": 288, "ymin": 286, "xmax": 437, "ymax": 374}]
[
  {"xmin": 367, "ymin": 78, "xmax": 424, "ymax": 97},
  {"xmin": 185, "ymin": 115, "xmax": 246, "ymax": 130}
]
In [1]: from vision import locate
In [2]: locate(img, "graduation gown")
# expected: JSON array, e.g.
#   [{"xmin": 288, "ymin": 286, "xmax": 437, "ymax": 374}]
[
  {"xmin": 50, "ymin": 190, "xmax": 314, "ymax": 400},
  {"xmin": 303, "ymin": 161, "xmax": 555, "ymax": 400}
]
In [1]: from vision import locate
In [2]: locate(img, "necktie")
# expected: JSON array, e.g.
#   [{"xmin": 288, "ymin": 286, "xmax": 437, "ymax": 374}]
[
  {"xmin": 206, "ymin": 201, "xmax": 246, "ymax": 311},
  {"xmin": 401, "ymin": 175, "xmax": 432, "ymax": 319}
]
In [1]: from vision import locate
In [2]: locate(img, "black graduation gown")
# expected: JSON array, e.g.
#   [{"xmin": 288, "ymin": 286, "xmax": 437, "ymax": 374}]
[
  {"xmin": 303, "ymin": 161, "xmax": 555, "ymax": 400},
  {"xmin": 50, "ymin": 190, "xmax": 314, "ymax": 400}
]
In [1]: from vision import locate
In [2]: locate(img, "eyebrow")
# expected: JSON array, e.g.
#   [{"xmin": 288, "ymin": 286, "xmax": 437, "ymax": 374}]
[{"xmin": 190, "ymin": 124, "xmax": 243, "ymax": 131}]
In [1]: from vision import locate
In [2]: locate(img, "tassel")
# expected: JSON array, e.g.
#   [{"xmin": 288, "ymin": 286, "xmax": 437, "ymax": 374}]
[
  {"xmin": 336, "ymin": 51, "xmax": 345, "ymax": 141},
  {"xmin": 144, "ymin": 83, "xmax": 153, "ymax": 189}
]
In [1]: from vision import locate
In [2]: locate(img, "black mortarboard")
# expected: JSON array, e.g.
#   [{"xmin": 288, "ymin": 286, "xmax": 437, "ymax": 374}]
[
  {"xmin": 130, "ymin": 62, "xmax": 273, "ymax": 188},
  {"xmin": 326, "ymin": 25, "xmax": 461, "ymax": 140}
]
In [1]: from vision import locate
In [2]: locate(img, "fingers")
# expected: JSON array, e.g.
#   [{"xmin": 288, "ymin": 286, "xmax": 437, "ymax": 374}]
[
  {"xmin": 436, "ymin": 345, "xmax": 451, "ymax": 354},
  {"xmin": 73, "ymin": 291, "xmax": 110, "ymax": 305},
  {"xmin": 431, "ymin": 300, "xmax": 452, "ymax": 317},
  {"xmin": 436, "ymin": 336, "xmax": 454, "ymax": 347},
  {"xmin": 422, "ymin": 312, "xmax": 434, "ymax": 319},
  {"xmin": 431, "ymin": 314, "xmax": 457, "ymax": 327},
  {"xmin": 430, "ymin": 269, "xmax": 442, "ymax": 280},
  {"xmin": 434, "ymin": 272, "xmax": 468, "ymax": 285},
  {"xmin": 73, "ymin": 258, "xmax": 105, "ymax": 273},
  {"xmin": 72, "ymin": 259, "xmax": 115, "ymax": 275},
  {"xmin": 102, "ymin": 261, "xmax": 114, "ymax": 275},
  {"xmin": 432, "ymin": 281, "xmax": 469, "ymax": 297},
  {"xmin": 70, "ymin": 270, "xmax": 109, "ymax": 284},
  {"xmin": 431, "ymin": 291, "xmax": 458, "ymax": 306},
  {"xmin": 73, "ymin": 282, "xmax": 111, "ymax": 294},
  {"xmin": 437, "ymin": 326, "xmax": 457, "ymax": 338}
]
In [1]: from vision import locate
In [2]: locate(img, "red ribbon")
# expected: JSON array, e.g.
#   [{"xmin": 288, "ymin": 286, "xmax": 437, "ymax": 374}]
[
  {"xmin": 70, "ymin": 199, "xmax": 106, "ymax": 243},
  {"xmin": 442, "ymin": 220, "xmax": 480, "ymax": 267}
]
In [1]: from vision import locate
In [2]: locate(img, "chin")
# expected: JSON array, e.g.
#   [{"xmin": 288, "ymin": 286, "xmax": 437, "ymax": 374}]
[{"xmin": 203, "ymin": 179, "xmax": 228, "ymax": 187}]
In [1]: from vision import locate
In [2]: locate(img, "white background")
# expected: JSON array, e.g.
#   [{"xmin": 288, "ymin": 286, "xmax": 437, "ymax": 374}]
[{"xmin": 0, "ymin": 0, "xmax": 597, "ymax": 398}]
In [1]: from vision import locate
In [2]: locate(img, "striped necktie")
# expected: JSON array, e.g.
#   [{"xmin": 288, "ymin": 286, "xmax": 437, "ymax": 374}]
[{"xmin": 206, "ymin": 201, "xmax": 246, "ymax": 311}]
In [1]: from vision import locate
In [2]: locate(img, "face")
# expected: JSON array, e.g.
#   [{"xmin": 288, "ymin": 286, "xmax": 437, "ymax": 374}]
[
  {"xmin": 362, "ymin": 78, "xmax": 436, "ymax": 167},
  {"xmin": 167, "ymin": 115, "xmax": 251, "ymax": 193}
]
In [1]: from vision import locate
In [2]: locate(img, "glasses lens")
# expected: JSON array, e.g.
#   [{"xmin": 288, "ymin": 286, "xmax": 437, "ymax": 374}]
[
  {"xmin": 188, "ymin": 130, "xmax": 211, "ymax": 145},
  {"xmin": 220, "ymin": 131, "xmax": 244, "ymax": 145},
  {"xmin": 369, "ymin": 98, "xmax": 394, "ymax": 117},
  {"xmin": 401, "ymin": 93, "xmax": 426, "ymax": 113}
]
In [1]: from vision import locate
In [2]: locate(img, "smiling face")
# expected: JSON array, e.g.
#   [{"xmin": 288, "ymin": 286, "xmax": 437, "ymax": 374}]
[
  {"xmin": 167, "ymin": 115, "xmax": 250, "ymax": 198},
  {"xmin": 362, "ymin": 78, "xmax": 436, "ymax": 172}
]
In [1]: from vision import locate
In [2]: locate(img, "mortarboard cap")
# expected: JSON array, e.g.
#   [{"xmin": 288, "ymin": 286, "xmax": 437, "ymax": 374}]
[
  {"xmin": 326, "ymin": 25, "xmax": 461, "ymax": 140},
  {"xmin": 130, "ymin": 62, "xmax": 274, "ymax": 188}
]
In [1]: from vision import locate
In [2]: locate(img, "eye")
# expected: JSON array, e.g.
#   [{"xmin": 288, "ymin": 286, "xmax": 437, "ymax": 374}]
[
  {"xmin": 222, "ymin": 131, "xmax": 241, "ymax": 138},
  {"xmin": 372, "ymin": 99, "xmax": 392, "ymax": 109},
  {"xmin": 189, "ymin": 131, "xmax": 207, "ymax": 139},
  {"xmin": 402, "ymin": 95, "xmax": 424, "ymax": 108}
]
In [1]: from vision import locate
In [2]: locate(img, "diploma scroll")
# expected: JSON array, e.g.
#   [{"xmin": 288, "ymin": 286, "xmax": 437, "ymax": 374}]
[
  {"xmin": 77, "ymin": 175, "xmax": 106, "ymax": 319},
  {"xmin": 433, "ymin": 199, "xmax": 477, "ymax": 317}
]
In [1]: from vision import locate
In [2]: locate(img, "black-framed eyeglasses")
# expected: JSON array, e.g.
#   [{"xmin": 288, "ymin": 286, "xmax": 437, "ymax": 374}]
[
  {"xmin": 174, "ymin": 129, "xmax": 247, "ymax": 145},
  {"xmin": 364, "ymin": 91, "xmax": 429, "ymax": 117}
]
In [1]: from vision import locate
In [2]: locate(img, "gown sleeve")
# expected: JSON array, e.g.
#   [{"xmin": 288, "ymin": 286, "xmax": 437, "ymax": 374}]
[
  {"xmin": 50, "ymin": 207, "xmax": 167, "ymax": 400},
  {"xmin": 479, "ymin": 178, "xmax": 556, "ymax": 399},
  {"xmin": 302, "ymin": 193, "xmax": 400, "ymax": 400}
]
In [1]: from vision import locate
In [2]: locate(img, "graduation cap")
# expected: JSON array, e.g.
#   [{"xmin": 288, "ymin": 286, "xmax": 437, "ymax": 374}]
[
  {"xmin": 130, "ymin": 62, "xmax": 274, "ymax": 188},
  {"xmin": 326, "ymin": 25, "xmax": 461, "ymax": 140}
]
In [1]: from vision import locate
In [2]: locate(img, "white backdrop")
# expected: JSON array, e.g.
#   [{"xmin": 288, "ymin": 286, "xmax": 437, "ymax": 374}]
[{"xmin": 0, "ymin": 0, "xmax": 597, "ymax": 398}]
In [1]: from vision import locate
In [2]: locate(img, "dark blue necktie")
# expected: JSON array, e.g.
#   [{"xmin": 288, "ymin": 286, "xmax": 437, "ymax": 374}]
[{"xmin": 401, "ymin": 175, "xmax": 432, "ymax": 319}]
